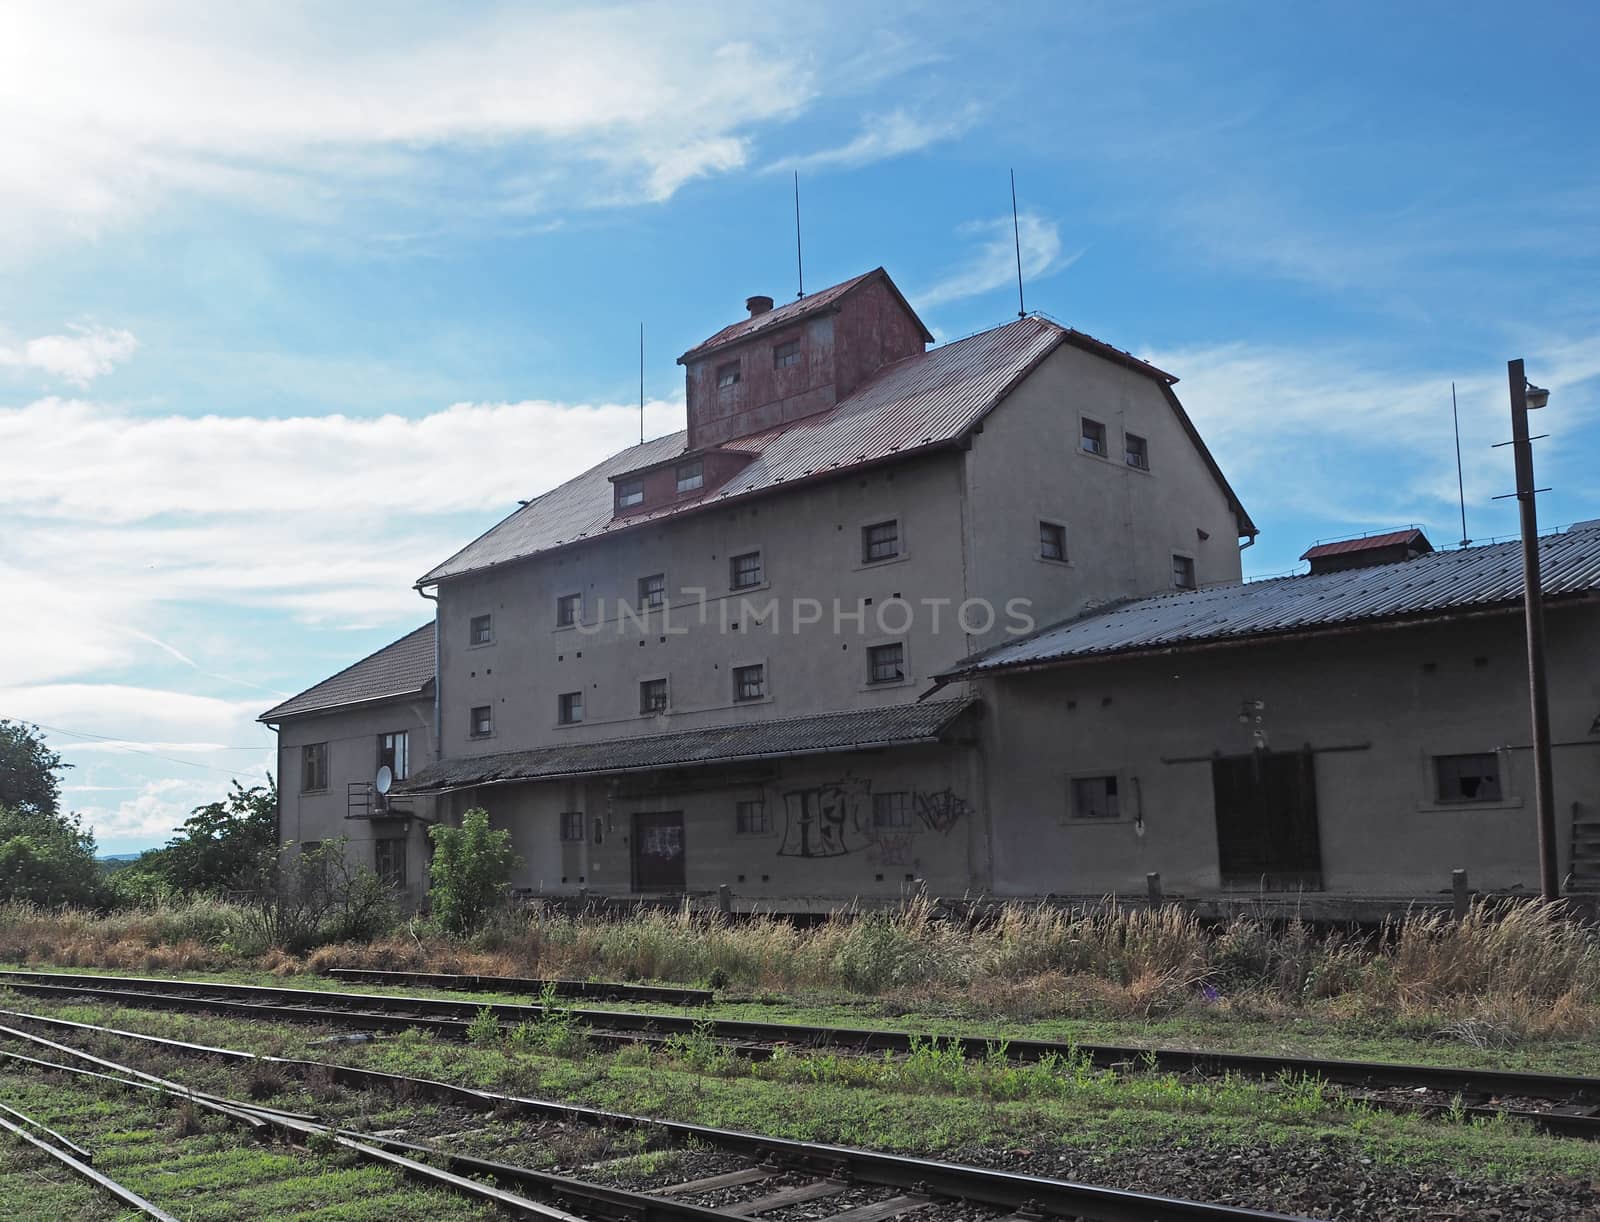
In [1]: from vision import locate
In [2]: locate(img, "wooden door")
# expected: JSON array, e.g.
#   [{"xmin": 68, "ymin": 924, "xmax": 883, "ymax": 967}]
[
  {"xmin": 1211, "ymin": 751, "xmax": 1323, "ymax": 889},
  {"xmin": 632, "ymin": 811, "xmax": 686, "ymax": 891}
]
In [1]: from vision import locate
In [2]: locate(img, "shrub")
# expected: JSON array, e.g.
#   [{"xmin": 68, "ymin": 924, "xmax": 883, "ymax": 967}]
[{"xmin": 428, "ymin": 808, "xmax": 517, "ymax": 936}]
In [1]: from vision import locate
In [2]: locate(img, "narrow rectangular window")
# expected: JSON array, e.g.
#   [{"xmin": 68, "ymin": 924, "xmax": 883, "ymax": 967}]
[
  {"xmin": 558, "ymin": 691, "xmax": 584, "ymax": 725},
  {"xmin": 1125, "ymin": 433, "xmax": 1149, "ymax": 470},
  {"xmin": 638, "ymin": 572, "xmax": 666, "ymax": 610},
  {"xmin": 639, "ymin": 678, "xmax": 668, "ymax": 714},
  {"xmin": 861, "ymin": 519, "xmax": 900, "ymax": 563},
  {"xmin": 717, "ymin": 361, "xmax": 740, "ymax": 389},
  {"xmin": 469, "ymin": 614, "xmax": 493, "ymax": 646},
  {"xmin": 300, "ymin": 742, "xmax": 328, "ymax": 792},
  {"xmin": 773, "ymin": 339, "xmax": 800, "ymax": 368},
  {"xmin": 556, "ymin": 592, "xmax": 582, "ymax": 627},
  {"xmin": 675, "ymin": 460, "xmax": 704, "ymax": 493},
  {"xmin": 733, "ymin": 663, "xmax": 765, "ymax": 702},
  {"xmin": 735, "ymin": 799, "xmax": 769, "ymax": 836},
  {"xmin": 616, "ymin": 480, "xmax": 644, "ymax": 510},
  {"xmin": 867, "ymin": 642, "xmax": 905, "ymax": 685},
  {"xmin": 374, "ymin": 837, "xmax": 407, "ymax": 889},
  {"xmin": 469, "ymin": 705, "xmax": 493, "ymax": 738},
  {"xmin": 730, "ymin": 550, "xmax": 763, "ymax": 589},
  {"xmin": 872, "ymin": 792, "xmax": 911, "ymax": 828},
  {"xmin": 377, "ymin": 731, "xmax": 409, "ymax": 781},
  {"xmin": 1434, "ymin": 753, "xmax": 1503, "ymax": 803},
  {"xmin": 1172, "ymin": 554, "xmax": 1196, "ymax": 590},
  {"xmin": 1070, "ymin": 775, "xmax": 1120, "ymax": 819},
  {"xmin": 1039, "ymin": 521, "xmax": 1067, "ymax": 562},
  {"xmin": 1081, "ymin": 417, "xmax": 1107, "ymax": 456},
  {"xmin": 559, "ymin": 811, "xmax": 585, "ymax": 842}
]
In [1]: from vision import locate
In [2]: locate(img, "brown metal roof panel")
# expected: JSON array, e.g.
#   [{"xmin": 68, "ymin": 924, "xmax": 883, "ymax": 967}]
[{"xmin": 260, "ymin": 622, "xmax": 435, "ymax": 722}]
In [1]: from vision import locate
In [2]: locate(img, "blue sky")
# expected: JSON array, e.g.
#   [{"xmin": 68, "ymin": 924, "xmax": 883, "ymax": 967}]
[{"xmin": 1, "ymin": 1, "xmax": 1596, "ymax": 853}]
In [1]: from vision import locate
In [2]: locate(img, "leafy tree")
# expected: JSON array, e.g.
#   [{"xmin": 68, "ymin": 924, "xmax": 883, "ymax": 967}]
[
  {"xmin": 0, "ymin": 720, "xmax": 69, "ymax": 818},
  {"xmin": 428, "ymin": 807, "xmax": 517, "ymax": 935},
  {"xmin": 0, "ymin": 804, "xmax": 103, "ymax": 907},
  {"xmin": 159, "ymin": 778, "xmax": 277, "ymax": 894}
]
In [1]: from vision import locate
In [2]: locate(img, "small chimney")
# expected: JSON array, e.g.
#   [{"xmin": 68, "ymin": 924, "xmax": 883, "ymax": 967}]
[{"xmin": 745, "ymin": 294, "xmax": 774, "ymax": 317}]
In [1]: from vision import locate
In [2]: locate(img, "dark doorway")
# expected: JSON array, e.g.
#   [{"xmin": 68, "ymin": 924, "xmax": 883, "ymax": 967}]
[
  {"xmin": 1210, "ymin": 751, "xmax": 1323, "ymax": 889},
  {"xmin": 632, "ymin": 810, "xmax": 686, "ymax": 891}
]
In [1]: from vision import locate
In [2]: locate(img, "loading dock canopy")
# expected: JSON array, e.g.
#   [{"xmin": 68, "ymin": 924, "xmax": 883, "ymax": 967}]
[{"xmin": 397, "ymin": 698, "xmax": 978, "ymax": 795}]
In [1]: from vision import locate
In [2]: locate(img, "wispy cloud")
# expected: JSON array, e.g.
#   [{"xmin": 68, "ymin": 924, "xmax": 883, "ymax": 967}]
[
  {"xmin": 918, "ymin": 213, "xmax": 1078, "ymax": 309},
  {"xmin": 0, "ymin": 324, "xmax": 138, "ymax": 386},
  {"xmin": 766, "ymin": 106, "xmax": 978, "ymax": 174}
]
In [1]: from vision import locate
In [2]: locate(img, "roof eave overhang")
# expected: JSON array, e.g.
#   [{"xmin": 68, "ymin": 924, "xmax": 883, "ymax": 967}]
[{"xmin": 258, "ymin": 682, "xmax": 434, "ymax": 726}]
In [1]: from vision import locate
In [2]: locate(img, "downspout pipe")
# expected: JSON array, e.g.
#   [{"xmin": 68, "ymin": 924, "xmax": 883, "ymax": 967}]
[{"xmin": 417, "ymin": 587, "xmax": 440, "ymax": 761}]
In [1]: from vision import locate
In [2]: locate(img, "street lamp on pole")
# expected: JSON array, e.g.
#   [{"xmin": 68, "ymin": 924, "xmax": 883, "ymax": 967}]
[{"xmin": 1506, "ymin": 358, "xmax": 1559, "ymax": 900}]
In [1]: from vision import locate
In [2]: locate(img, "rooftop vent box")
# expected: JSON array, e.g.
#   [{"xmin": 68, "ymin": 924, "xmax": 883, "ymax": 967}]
[{"xmin": 1301, "ymin": 528, "xmax": 1433, "ymax": 575}]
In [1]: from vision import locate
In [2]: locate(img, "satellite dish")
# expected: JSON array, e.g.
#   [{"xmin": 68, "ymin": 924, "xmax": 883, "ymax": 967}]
[{"xmin": 374, "ymin": 766, "xmax": 393, "ymax": 796}]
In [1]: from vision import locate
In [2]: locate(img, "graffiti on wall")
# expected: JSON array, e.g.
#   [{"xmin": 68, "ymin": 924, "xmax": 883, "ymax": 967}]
[{"xmin": 775, "ymin": 777, "xmax": 973, "ymax": 864}]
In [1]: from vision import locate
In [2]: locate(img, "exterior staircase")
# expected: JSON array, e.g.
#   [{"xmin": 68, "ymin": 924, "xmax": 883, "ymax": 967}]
[{"xmin": 1570, "ymin": 810, "xmax": 1600, "ymax": 893}]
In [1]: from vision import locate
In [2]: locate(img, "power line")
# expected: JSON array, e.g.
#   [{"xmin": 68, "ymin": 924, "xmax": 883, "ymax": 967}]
[{"xmin": 2, "ymin": 717, "xmax": 271, "ymax": 781}]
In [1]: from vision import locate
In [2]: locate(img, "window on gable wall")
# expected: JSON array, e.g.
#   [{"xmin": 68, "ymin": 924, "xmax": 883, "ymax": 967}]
[
  {"xmin": 638, "ymin": 572, "xmax": 666, "ymax": 610},
  {"xmin": 717, "ymin": 361, "xmax": 740, "ymax": 389},
  {"xmin": 556, "ymin": 593, "xmax": 582, "ymax": 627},
  {"xmin": 469, "ymin": 614, "xmax": 493, "ymax": 645},
  {"xmin": 1172, "ymin": 554, "xmax": 1197, "ymax": 590},
  {"xmin": 1434, "ymin": 753, "xmax": 1503, "ymax": 803},
  {"xmin": 773, "ymin": 339, "xmax": 800, "ymax": 368},
  {"xmin": 1125, "ymin": 433, "xmax": 1149, "ymax": 470},
  {"xmin": 1070, "ymin": 775, "xmax": 1120, "ymax": 819},
  {"xmin": 1039, "ymin": 521, "xmax": 1067, "ymax": 562},
  {"xmin": 1081, "ymin": 417, "xmax": 1107, "ymax": 456},
  {"xmin": 676, "ymin": 460, "xmax": 704, "ymax": 493}
]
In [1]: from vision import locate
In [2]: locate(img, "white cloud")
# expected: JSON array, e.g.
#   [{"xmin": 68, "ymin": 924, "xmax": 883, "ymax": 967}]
[
  {"xmin": 79, "ymin": 776, "xmax": 228, "ymax": 846},
  {"xmin": 918, "ymin": 213, "xmax": 1078, "ymax": 309},
  {"xmin": 0, "ymin": 324, "xmax": 137, "ymax": 386},
  {"xmin": 766, "ymin": 107, "xmax": 977, "ymax": 174}
]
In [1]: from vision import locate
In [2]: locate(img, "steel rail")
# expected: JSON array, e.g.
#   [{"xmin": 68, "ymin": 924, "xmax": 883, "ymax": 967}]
[
  {"xmin": 0, "ymin": 1006, "xmax": 1315, "ymax": 1222},
  {"xmin": 6, "ymin": 967, "xmax": 1599, "ymax": 1106},
  {"xmin": 0, "ymin": 1097, "xmax": 95, "ymax": 1161},
  {"xmin": 0, "ymin": 1106, "xmax": 180, "ymax": 1221},
  {"xmin": 327, "ymin": 967, "xmax": 714, "ymax": 1005}
]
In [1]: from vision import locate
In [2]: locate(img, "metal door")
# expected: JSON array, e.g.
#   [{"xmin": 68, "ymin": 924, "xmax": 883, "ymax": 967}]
[
  {"xmin": 1211, "ymin": 751, "xmax": 1323, "ymax": 889},
  {"xmin": 632, "ymin": 811, "xmax": 686, "ymax": 891}
]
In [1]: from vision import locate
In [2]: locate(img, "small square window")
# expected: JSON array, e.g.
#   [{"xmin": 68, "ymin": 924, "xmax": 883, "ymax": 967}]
[
  {"xmin": 469, "ymin": 705, "xmax": 493, "ymax": 738},
  {"xmin": 676, "ymin": 460, "xmax": 704, "ymax": 493},
  {"xmin": 867, "ymin": 642, "xmax": 905, "ymax": 685},
  {"xmin": 559, "ymin": 811, "xmax": 585, "ymax": 842},
  {"xmin": 556, "ymin": 593, "xmax": 582, "ymax": 627},
  {"xmin": 1081, "ymin": 417, "xmax": 1107, "ymax": 456},
  {"xmin": 733, "ymin": 663, "xmax": 765, "ymax": 702},
  {"xmin": 872, "ymin": 792, "xmax": 911, "ymax": 828},
  {"xmin": 862, "ymin": 519, "xmax": 900, "ymax": 563},
  {"xmin": 735, "ymin": 799, "xmax": 770, "ymax": 836},
  {"xmin": 300, "ymin": 742, "xmax": 328, "ymax": 792},
  {"xmin": 1125, "ymin": 433, "xmax": 1149, "ymax": 470},
  {"xmin": 1172, "ymin": 554, "xmax": 1197, "ymax": 590},
  {"xmin": 730, "ymin": 551, "xmax": 763, "ymax": 589},
  {"xmin": 1039, "ymin": 521, "xmax": 1067, "ymax": 562},
  {"xmin": 469, "ymin": 614, "xmax": 493, "ymax": 646},
  {"xmin": 558, "ymin": 691, "xmax": 584, "ymax": 725},
  {"xmin": 638, "ymin": 572, "xmax": 666, "ymax": 610},
  {"xmin": 773, "ymin": 339, "xmax": 800, "ymax": 368},
  {"xmin": 616, "ymin": 480, "xmax": 644, "ymax": 510},
  {"xmin": 1434, "ymin": 753, "xmax": 1503, "ymax": 803},
  {"xmin": 717, "ymin": 361, "xmax": 740, "ymax": 389},
  {"xmin": 1071, "ymin": 775, "xmax": 1120, "ymax": 819},
  {"xmin": 639, "ymin": 677, "xmax": 668, "ymax": 714}
]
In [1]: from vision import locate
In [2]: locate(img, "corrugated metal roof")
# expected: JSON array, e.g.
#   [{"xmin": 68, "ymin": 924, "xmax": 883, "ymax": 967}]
[
  {"xmin": 947, "ymin": 523, "xmax": 1600, "ymax": 677},
  {"xmin": 1301, "ymin": 528, "xmax": 1430, "ymax": 561},
  {"xmin": 417, "ymin": 316, "xmax": 1065, "ymax": 585},
  {"xmin": 259, "ymin": 623, "xmax": 434, "ymax": 722},
  {"xmin": 397, "ymin": 697, "xmax": 977, "ymax": 793}
]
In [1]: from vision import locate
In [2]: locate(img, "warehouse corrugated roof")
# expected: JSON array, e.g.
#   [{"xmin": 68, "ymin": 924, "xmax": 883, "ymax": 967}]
[
  {"xmin": 943, "ymin": 523, "xmax": 1600, "ymax": 678},
  {"xmin": 398, "ymin": 697, "xmax": 977, "ymax": 793},
  {"xmin": 259, "ymin": 623, "xmax": 434, "ymax": 722}
]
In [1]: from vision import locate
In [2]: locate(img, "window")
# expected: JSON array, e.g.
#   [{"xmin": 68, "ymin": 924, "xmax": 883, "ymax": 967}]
[
  {"xmin": 717, "ymin": 361, "xmax": 740, "ymax": 389},
  {"xmin": 872, "ymin": 792, "xmax": 911, "ymax": 828},
  {"xmin": 1081, "ymin": 417, "xmax": 1107, "ymax": 456},
  {"xmin": 638, "ymin": 572, "xmax": 666, "ymax": 610},
  {"xmin": 730, "ymin": 550, "xmax": 763, "ymax": 589},
  {"xmin": 773, "ymin": 339, "xmax": 800, "ymax": 368},
  {"xmin": 1125, "ymin": 433, "xmax": 1149, "ymax": 470},
  {"xmin": 733, "ymin": 663, "xmax": 765, "ymax": 702},
  {"xmin": 1071, "ymin": 775, "xmax": 1120, "ymax": 819},
  {"xmin": 616, "ymin": 480, "xmax": 644, "ymax": 510},
  {"xmin": 861, "ymin": 519, "xmax": 900, "ymax": 563},
  {"xmin": 558, "ymin": 691, "xmax": 584, "ymax": 725},
  {"xmin": 301, "ymin": 742, "xmax": 328, "ymax": 792},
  {"xmin": 1039, "ymin": 521, "xmax": 1067, "ymax": 562},
  {"xmin": 735, "ymin": 799, "xmax": 770, "ymax": 836},
  {"xmin": 639, "ymin": 677, "xmax": 669, "ymax": 714},
  {"xmin": 375, "ymin": 837, "xmax": 407, "ymax": 889},
  {"xmin": 559, "ymin": 811, "xmax": 585, "ymax": 842},
  {"xmin": 555, "ymin": 592, "xmax": 582, "ymax": 627},
  {"xmin": 1172, "ymin": 554, "xmax": 1197, "ymax": 590},
  {"xmin": 1434, "ymin": 753, "xmax": 1503, "ymax": 804},
  {"xmin": 377, "ymin": 731, "xmax": 409, "ymax": 781},
  {"xmin": 676, "ymin": 460, "xmax": 704, "ymax": 493},
  {"xmin": 469, "ymin": 614, "xmax": 493, "ymax": 646},
  {"xmin": 301, "ymin": 840, "xmax": 322, "ymax": 856},
  {"xmin": 867, "ymin": 642, "xmax": 905, "ymax": 685},
  {"xmin": 469, "ymin": 705, "xmax": 493, "ymax": 738}
]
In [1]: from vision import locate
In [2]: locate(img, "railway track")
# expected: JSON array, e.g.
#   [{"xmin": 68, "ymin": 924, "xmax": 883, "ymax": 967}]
[
  {"xmin": 326, "ymin": 967, "xmax": 714, "ymax": 1005},
  {"xmin": 0, "ymin": 1006, "xmax": 1315, "ymax": 1222},
  {"xmin": 3, "ymin": 966, "xmax": 1598, "ymax": 1138}
]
